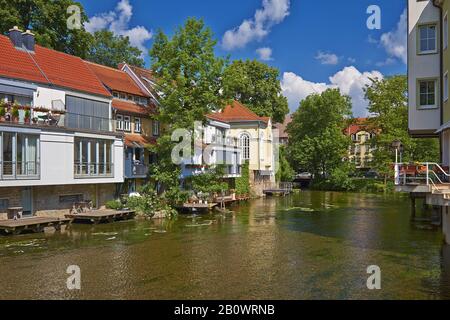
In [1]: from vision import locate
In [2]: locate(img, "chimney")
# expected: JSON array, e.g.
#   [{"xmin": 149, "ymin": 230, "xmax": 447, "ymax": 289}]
[
  {"xmin": 22, "ymin": 30, "xmax": 35, "ymax": 52},
  {"xmin": 8, "ymin": 26, "xmax": 23, "ymax": 48}
]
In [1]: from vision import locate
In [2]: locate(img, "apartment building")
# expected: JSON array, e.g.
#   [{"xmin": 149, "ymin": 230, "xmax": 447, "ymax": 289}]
[
  {"xmin": 86, "ymin": 61, "xmax": 159, "ymax": 193},
  {"xmin": 345, "ymin": 119, "xmax": 376, "ymax": 170},
  {"xmin": 406, "ymin": 0, "xmax": 450, "ymax": 244},
  {"xmin": 0, "ymin": 27, "xmax": 124, "ymax": 218},
  {"xmin": 207, "ymin": 101, "xmax": 276, "ymax": 196}
]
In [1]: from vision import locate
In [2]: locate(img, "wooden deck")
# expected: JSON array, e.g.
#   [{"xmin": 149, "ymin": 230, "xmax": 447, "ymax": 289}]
[
  {"xmin": 65, "ymin": 209, "xmax": 135, "ymax": 224},
  {"xmin": 0, "ymin": 217, "xmax": 72, "ymax": 235}
]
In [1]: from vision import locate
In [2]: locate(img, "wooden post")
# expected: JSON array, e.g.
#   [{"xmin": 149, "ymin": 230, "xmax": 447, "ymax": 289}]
[{"xmin": 411, "ymin": 196, "xmax": 416, "ymax": 219}]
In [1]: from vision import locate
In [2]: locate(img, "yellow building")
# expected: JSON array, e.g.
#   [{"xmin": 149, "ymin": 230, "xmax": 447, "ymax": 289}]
[
  {"xmin": 345, "ymin": 119, "xmax": 376, "ymax": 170},
  {"xmin": 207, "ymin": 101, "xmax": 276, "ymax": 196}
]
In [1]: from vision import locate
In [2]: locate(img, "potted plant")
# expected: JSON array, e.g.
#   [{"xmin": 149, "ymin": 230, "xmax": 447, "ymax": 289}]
[
  {"xmin": 11, "ymin": 105, "xmax": 19, "ymax": 122},
  {"xmin": 24, "ymin": 109, "xmax": 31, "ymax": 123},
  {"xmin": 0, "ymin": 105, "xmax": 5, "ymax": 121}
]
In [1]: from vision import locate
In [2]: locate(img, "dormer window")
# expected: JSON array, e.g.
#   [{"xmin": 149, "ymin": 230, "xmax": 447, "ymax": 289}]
[{"xmin": 113, "ymin": 92, "xmax": 119, "ymax": 98}]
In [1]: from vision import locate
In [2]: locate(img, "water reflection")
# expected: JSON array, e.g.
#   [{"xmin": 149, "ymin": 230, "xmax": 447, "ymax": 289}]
[{"xmin": 0, "ymin": 191, "xmax": 448, "ymax": 299}]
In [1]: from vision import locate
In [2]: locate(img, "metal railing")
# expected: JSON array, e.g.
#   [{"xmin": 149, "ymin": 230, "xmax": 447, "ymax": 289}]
[
  {"xmin": 394, "ymin": 162, "xmax": 450, "ymax": 191},
  {"xmin": 0, "ymin": 110, "xmax": 116, "ymax": 133},
  {"xmin": 74, "ymin": 162, "xmax": 114, "ymax": 178},
  {"xmin": 0, "ymin": 161, "xmax": 40, "ymax": 180},
  {"xmin": 131, "ymin": 163, "xmax": 149, "ymax": 177}
]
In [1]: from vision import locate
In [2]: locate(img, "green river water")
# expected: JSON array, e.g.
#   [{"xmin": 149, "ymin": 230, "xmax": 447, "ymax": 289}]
[{"xmin": 0, "ymin": 191, "xmax": 449, "ymax": 300}]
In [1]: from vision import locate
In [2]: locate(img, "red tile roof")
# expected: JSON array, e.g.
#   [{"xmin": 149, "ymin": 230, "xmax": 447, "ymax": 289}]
[
  {"xmin": 120, "ymin": 64, "xmax": 159, "ymax": 98},
  {"xmin": 124, "ymin": 134, "xmax": 157, "ymax": 147},
  {"xmin": 344, "ymin": 118, "xmax": 374, "ymax": 136},
  {"xmin": 85, "ymin": 61, "xmax": 149, "ymax": 97},
  {"xmin": 0, "ymin": 34, "xmax": 110, "ymax": 97},
  {"xmin": 207, "ymin": 101, "xmax": 269, "ymax": 123},
  {"xmin": 112, "ymin": 99, "xmax": 153, "ymax": 116}
]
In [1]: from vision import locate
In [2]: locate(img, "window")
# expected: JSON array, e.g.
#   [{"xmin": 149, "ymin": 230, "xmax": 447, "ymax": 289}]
[
  {"xmin": 419, "ymin": 24, "xmax": 437, "ymax": 54},
  {"xmin": 419, "ymin": 79, "xmax": 437, "ymax": 108},
  {"xmin": 113, "ymin": 92, "xmax": 119, "ymax": 98},
  {"xmin": 445, "ymin": 72, "xmax": 449, "ymax": 102},
  {"xmin": 445, "ymin": 14, "xmax": 448, "ymax": 50},
  {"xmin": 240, "ymin": 133, "xmax": 250, "ymax": 160},
  {"xmin": 128, "ymin": 95, "xmax": 133, "ymax": 101},
  {"xmin": 0, "ymin": 198, "xmax": 9, "ymax": 211},
  {"xmin": 1, "ymin": 132, "xmax": 39, "ymax": 179},
  {"xmin": 123, "ymin": 116, "xmax": 131, "ymax": 131},
  {"xmin": 119, "ymin": 93, "xmax": 126, "ymax": 100},
  {"xmin": 134, "ymin": 117, "xmax": 141, "ymax": 133},
  {"xmin": 74, "ymin": 138, "xmax": 113, "ymax": 177},
  {"xmin": 116, "ymin": 114, "xmax": 123, "ymax": 131},
  {"xmin": 152, "ymin": 120, "xmax": 160, "ymax": 136}
]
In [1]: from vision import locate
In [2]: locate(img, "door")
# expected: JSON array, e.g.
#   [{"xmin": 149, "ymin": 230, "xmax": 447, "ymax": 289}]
[{"xmin": 21, "ymin": 187, "xmax": 33, "ymax": 217}]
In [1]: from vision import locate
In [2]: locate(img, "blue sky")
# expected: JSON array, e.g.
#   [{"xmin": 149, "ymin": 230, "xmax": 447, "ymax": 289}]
[{"xmin": 80, "ymin": 0, "xmax": 407, "ymax": 117}]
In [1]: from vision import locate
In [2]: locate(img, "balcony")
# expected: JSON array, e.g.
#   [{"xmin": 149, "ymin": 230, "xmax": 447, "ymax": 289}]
[
  {"xmin": 0, "ymin": 161, "xmax": 40, "ymax": 180},
  {"xmin": 210, "ymin": 134, "xmax": 238, "ymax": 147},
  {"xmin": 222, "ymin": 165, "xmax": 241, "ymax": 178},
  {"xmin": 0, "ymin": 107, "xmax": 116, "ymax": 134},
  {"xmin": 124, "ymin": 160, "xmax": 149, "ymax": 179}
]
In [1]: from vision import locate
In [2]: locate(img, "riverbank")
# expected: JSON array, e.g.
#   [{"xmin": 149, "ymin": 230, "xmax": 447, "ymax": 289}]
[{"xmin": 0, "ymin": 191, "xmax": 448, "ymax": 299}]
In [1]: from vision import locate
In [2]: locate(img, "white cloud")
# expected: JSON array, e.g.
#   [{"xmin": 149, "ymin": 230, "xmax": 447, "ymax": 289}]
[
  {"xmin": 256, "ymin": 47, "xmax": 273, "ymax": 61},
  {"xmin": 280, "ymin": 66, "xmax": 383, "ymax": 117},
  {"xmin": 315, "ymin": 51, "xmax": 339, "ymax": 65},
  {"xmin": 379, "ymin": 8, "xmax": 407, "ymax": 64},
  {"xmin": 222, "ymin": 0, "xmax": 290, "ymax": 50},
  {"xmin": 84, "ymin": 0, "xmax": 152, "ymax": 54}
]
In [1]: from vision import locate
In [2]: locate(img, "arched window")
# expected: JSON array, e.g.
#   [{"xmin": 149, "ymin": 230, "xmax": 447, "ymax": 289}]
[{"xmin": 240, "ymin": 133, "xmax": 250, "ymax": 160}]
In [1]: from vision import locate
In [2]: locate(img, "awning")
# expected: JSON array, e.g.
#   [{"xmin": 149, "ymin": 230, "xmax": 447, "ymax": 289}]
[
  {"xmin": 124, "ymin": 134, "xmax": 157, "ymax": 148},
  {"xmin": 259, "ymin": 170, "xmax": 273, "ymax": 176}
]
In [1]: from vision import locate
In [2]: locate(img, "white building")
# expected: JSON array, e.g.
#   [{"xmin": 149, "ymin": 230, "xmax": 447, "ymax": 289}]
[{"xmin": 0, "ymin": 28, "xmax": 123, "ymax": 218}]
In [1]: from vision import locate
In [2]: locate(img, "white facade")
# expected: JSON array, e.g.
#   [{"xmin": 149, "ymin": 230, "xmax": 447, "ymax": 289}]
[
  {"xmin": 408, "ymin": 0, "xmax": 441, "ymax": 135},
  {"xmin": 0, "ymin": 79, "xmax": 124, "ymax": 188},
  {"xmin": 181, "ymin": 119, "xmax": 242, "ymax": 179}
]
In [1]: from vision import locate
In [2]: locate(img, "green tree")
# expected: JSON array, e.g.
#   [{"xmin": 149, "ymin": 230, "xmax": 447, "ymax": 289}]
[
  {"xmin": 365, "ymin": 75, "xmax": 440, "ymax": 183},
  {"xmin": 0, "ymin": 0, "xmax": 92, "ymax": 58},
  {"xmin": 148, "ymin": 18, "xmax": 226, "ymax": 198},
  {"xmin": 86, "ymin": 30, "xmax": 145, "ymax": 68},
  {"xmin": 276, "ymin": 145, "xmax": 295, "ymax": 182},
  {"xmin": 222, "ymin": 60, "xmax": 289, "ymax": 123},
  {"xmin": 287, "ymin": 89, "xmax": 352, "ymax": 179},
  {"xmin": 150, "ymin": 18, "xmax": 226, "ymax": 129}
]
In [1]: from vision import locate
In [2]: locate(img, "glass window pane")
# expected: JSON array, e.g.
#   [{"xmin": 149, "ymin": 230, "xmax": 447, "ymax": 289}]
[
  {"xmin": 420, "ymin": 94, "xmax": 428, "ymax": 106},
  {"xmin": 428, "ymin": 93, "xmax": 435, "ymax": 105},
  {"xmin": 420, "ymin": 26, "xmax": 427, "ymax": 39},
  {"xmin": 3, "ymin": 132, "xmax": 13, "ymax": 175},
  {"xmin": 428, "ymin": 39, "xmax": 436, "ymax": 51}
]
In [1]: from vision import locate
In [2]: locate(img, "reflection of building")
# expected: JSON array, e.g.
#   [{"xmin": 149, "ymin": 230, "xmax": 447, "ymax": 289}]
[
  {"xmin": 344, "ymin": 118, "xmax": 377, "ymax": 170},
  {"xmin": 208, "ymin": 101, "xmax": 276, "ymax": 196},
  {"xmin": 86, "ymin": 62, "xmax": 159, "ymax": 193},
  {"xmin": 0, "ymin": 28, "xmax": 123, "ymax": 218},
  {"xmin": 274, "ymin": 115, "xmax": 292, "ymax": 145}
]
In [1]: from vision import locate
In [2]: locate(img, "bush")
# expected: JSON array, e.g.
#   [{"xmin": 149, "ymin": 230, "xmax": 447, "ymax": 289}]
[
  {"xmin": 235, "ymin": 162, "xmax": 250, "ymax": 195},
  {"xmin": 106, "ymin": 200, "xmax": 123, "ymax": 210}
]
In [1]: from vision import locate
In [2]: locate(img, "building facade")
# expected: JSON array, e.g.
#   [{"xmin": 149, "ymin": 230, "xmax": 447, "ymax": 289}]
[
  {"xmin": 207, "ymin": 101, "xmax": 276, "ymax": 196},
  {"xmin": 86, "ymin": 61, "xmax": 160, "ymax": 193},
  {"xmin": 345, "ymin": 119, "xmax": 376, "ymax": 170},
  {"xmin": 0, "ymin": 28, "xmax": 124, "ymax": 218}
]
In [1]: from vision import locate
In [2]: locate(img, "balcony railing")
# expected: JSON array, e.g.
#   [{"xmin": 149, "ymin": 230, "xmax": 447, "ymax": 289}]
[
  {"xmin": 74, "ymin": 162, "xmax": 114, "ymax": 178},
  {"xmin": 210, "ymin": 135, "xmax": 239, "ymax": 147},
  {"xmin": 0, "ymin": 110, "xmax": 116, "ymax": 133},
  {"xmin": 132, "ymin": 163, "xmax": 149, "ymax": 177},
  {"xmin": 0, "ymin": 161, "xmax": 40, "ymax": 180}
]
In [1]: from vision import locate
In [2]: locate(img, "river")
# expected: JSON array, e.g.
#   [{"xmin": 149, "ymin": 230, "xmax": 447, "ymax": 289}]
[{"xmin": 0, "ymin": 191, "xmax": 449, "ymax": 300}]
